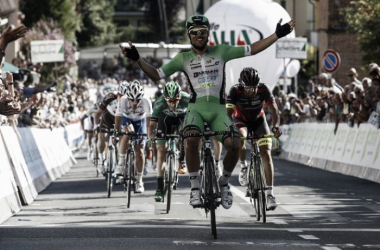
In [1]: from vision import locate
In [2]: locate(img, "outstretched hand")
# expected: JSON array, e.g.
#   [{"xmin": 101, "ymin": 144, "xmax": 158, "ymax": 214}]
[
  {"xmin": 119, "ymin": 41, "xmax": 140, "ymax": 61},
  {"xmin": 275, "ymin": 18, "xmax": 295, "ymax": 39},
  {"xmin": 0, "ymin": 25, "xmax": 27, "ymax": 46}
]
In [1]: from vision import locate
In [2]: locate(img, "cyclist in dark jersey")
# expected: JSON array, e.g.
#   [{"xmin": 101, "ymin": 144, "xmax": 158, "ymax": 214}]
[
  {"xmin": 226, "ymin": 67, "xmax": 282, "ymax": 210},
  {"xmin": 120, "ymin": 15, "xmax": 295, "ymax": 209},
  {"xmin": 93, "ymin": 81, "xmax": 129, "ymax": 174},
  {"xmin": 147, "ymin": 81, "xmax": 190, "ymax": 202}
]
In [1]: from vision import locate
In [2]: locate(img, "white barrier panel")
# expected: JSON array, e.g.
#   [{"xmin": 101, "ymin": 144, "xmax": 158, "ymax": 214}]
[
  {"xmin": 64, "ymin": 122, "xmax": 84, "ymax": 151},
  {"xmin": 0, "ymin": 127, "xmax": 37, "ymax": 205},
  {"xmin": 0, "ymin": 132, "xmax": 22, "ymax": 224},
  {"xmin": 280, "ymin": 122, "xmax": 380, "ymax": 183},
  {"xmin": 17, "ymin": 127, "xmax": 53, "ymax": 193},
  {"xmin": 362, "ymin": 124, "xmax": 380, "ymax": 169}
]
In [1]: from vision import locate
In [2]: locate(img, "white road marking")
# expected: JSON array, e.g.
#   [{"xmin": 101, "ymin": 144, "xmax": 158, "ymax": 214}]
[
  {"xmin": 321, "ymin": 247, "xmax": 341, "ymax": 250},
  {"xmin": 298, "ymin": 235, "xmax": 319, "ymax": 240}
]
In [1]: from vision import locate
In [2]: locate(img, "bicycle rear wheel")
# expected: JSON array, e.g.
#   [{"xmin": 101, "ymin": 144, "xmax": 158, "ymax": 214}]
[
  {"xmin": 107, "ymin": 149, "xmax": 113, "ymax": 198},
  {"xmin": 205, "ymin": 155, "xmax": 217, "ymax": 239}
]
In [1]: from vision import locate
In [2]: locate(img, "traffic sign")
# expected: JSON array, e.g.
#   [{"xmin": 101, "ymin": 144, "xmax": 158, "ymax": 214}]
[{"xmin": 322, "ymin": 49, "xmax": 341, "ymax": 73}]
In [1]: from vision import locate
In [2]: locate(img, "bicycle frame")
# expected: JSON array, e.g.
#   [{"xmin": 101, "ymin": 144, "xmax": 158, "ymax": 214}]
[
  {"xmin": 183, "ymin": 126, "xmax": 234, "ymax": 239},
  {"xmin": 245, "ymin": 133, "xmax": 276, "ymax": 223},
  {"xmin": 99, "ymin": 128, "xmax": 118, "ymax": 198},
  {"xmin": 121, "ymin": 131, "xmax": 147, "ymax": 208}
]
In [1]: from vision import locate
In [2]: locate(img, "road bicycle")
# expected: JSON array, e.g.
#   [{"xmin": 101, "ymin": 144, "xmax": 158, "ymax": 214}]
[
  {"xmin": 183, "ymin": 125, "xmax": 235, "ymax": 239},
  {"xmin": 154, "ymin": 126, "xmax": 181, "ymax": 214},
  {"xmin": 243, "ymin": 133, "xmax": 278, "ymax": 223},
  {"xmin": 91, "ymin": 133, "xmax": 100, "ymax": 177},
  {"xmin": 99, "ymin": 128, "xmax": 119, "ymax": 198},
  {"xmin": 121, "ymin": 131, "xmax": 147, "ymax": 208}
]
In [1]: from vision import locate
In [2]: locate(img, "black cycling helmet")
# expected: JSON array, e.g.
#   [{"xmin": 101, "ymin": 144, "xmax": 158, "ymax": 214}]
[
  {"xmin": 240, "ymin": 67, "xmax": 261, "ymax": 87},
  {"xmin": 186, "ymin": 15, "xmax": 210, "ymax": 32}
]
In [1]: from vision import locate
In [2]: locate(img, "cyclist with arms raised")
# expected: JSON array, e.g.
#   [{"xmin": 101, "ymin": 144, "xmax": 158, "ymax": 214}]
[
  {"xmin": 226, "ymin": 67, "xmax": 282, "ymax": 210},
  {"xmin": 120, "ymin": 15, "xmax": 295, "ymax": 209},
  {"xmin": 147, "ymin": 81, "xmax": 190, "ymax": 202}
]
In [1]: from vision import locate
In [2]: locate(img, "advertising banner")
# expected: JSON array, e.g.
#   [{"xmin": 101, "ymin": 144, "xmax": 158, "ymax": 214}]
[
  {"xmin": 205, "ymin": 0, "xmax": 295, "ymax": 90},
  {"xmin": 0, "ymin": 133, "xmax": 22, "ymax": 223},
  {"xmin": 0, "ymin": 127, "xmax": 37, "ymax": 205},
  {"xmin": 31, "ymin": 40, "xmax": 64, "ymax": 63}
]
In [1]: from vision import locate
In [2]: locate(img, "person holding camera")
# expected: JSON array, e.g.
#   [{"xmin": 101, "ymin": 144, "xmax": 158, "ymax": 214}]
[{"xmin": 226, "ymin": 67, "xmax": 282, "ymax": 211}]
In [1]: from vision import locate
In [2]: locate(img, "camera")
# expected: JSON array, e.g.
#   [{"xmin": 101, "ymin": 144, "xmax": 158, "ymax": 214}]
[{"xmin": 12, "ymin": 72, "xmax": 24, "ymax": 81}]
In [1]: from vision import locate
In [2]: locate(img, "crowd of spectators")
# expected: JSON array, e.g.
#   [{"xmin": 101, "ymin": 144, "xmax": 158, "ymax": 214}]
[{"xmin": 273, "ymin": 64, "xmax": 380, "ymax": 133}]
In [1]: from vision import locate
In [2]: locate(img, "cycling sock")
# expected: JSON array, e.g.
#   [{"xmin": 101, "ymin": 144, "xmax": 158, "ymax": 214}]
[
  {"xmin": 189, "ymin": 172, "xmax": 200, "ymax": 189},
  {"xmin": 267, "ymin": 186, "xmax": 273, "ymax": 196},
  {"xmin": 119, "ymin": 154, "xmax": 126, "ymax": 165},
  {"xmin": 219, "ymin": 170, "xmax": 232, "ymax": 186},
  {"xmin": 240, "ymin": 160, "xmax": 247, "ymax": 168},
  {"xmin": 157, "ymin": 177, "xmax": 163, "ymax": 190},
  {"xmin": 137, "ymin": 173, "xmax": 143, "ymax": 182}
]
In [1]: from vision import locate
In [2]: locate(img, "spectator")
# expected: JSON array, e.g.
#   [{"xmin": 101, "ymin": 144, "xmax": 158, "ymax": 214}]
[{"xmin": 347, "ymin": 68, "xmax": 361, "ymax": 85}]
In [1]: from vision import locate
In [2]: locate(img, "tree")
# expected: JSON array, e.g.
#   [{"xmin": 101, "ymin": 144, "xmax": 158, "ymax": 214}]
[
  {"xmin": 75, "ymin": 0, "xmax": 117, "ymax": 48},
  {"xmin": 141, "ymin": 0, "xmax": 184, "ymax": 43},
  {"xmin": 341, "ymin": 0, "xmax": 380, "ymax": 65},
  {"xmin": 20, "ymin": 0, "xmax": 78, "ymax": 42}
]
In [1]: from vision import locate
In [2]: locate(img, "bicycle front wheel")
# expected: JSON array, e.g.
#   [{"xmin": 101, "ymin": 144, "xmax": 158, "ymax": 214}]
[
  {"xmin": 205, "ymin": 155, "xmax": 217, "ymax": 239},
  {"xmin": 166, "ymin": 155, "xmax": 175, "ymax": 214},
  {"xmin": 107, "ymin": 149, "xmax": 113, "ymax": 198},
  {"xmin": 127, "ymin": 152, "xmax": 134, "ymax": 208},
  {"xmin": 257, "ymin": 156, "xmax": 267, "ymax": 223},
  {"xmin": 253, "ymin": 156, "xmax": 261, "ymax": 221}
]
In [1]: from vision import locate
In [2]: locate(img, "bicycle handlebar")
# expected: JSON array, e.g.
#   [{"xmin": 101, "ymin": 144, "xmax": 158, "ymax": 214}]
[
  {"xmin": 182, "ymin": 130, "xmax": 231, "ymax": 139},
  {"xmin": 241, "ymin": 134, "xmax": 279, "ymax": 150},
  {"xmin": 241, "ymin": 134, "xmax": 275, "ymax": 140},
  {"xmin": 121, "ymin": 131, "xmax": 148, "ymax": 137}
]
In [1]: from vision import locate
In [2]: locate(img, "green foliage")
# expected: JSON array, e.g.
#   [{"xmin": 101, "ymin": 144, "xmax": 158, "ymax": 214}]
[
  {"xmin": 75, "ymin": 0, "xmax": 117, "ymax": 48},
  {"xmin": 20, "ymin": 19, "xmax": 77, "ymax": 84},
  {"xmin": 20, "ymin": 0, "xmax": 78, "ymax": 42},
  {"xmin": 341, "ymin": 0, "xmax": 380, "ymax": 64},
  {"xmin": 141, "ymin": 0, "xmax": 184, "ymax": 42}
]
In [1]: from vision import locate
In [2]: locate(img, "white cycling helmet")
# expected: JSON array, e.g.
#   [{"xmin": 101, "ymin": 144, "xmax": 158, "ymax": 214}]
[
  {"xmin": 118, "ymin": 81, "xmax": 129, "ymax": 96},
  {"xmin": 126, "ymin": 80, "xmax": 144, "ymax": 100}
]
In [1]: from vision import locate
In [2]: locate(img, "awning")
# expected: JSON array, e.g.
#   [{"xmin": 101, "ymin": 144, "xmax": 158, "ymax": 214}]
[
  {"xmin": 1, "ymin": 61, "xmax": 19, "ymax": 72},
  {"xmin": 0, "ymin": 0, "xmax": 17, "ymax": 16}
]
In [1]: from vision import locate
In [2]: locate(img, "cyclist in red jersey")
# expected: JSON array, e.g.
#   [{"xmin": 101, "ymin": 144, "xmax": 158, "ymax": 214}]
[{"xmin": 226, "ymin": 67, "xmax": 282, "ymax": 210}]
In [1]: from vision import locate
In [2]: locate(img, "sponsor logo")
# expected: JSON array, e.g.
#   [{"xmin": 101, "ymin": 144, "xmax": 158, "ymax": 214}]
[
  {"xmin": 200, "ymin": 82, "xmax": 215, "ymax": 88},
  {"xmin": 198, "ymin": 76, "xmax": 217, "ymax": 83},
  {"xmin": 193, "ymin": 69, "xmax": 219, "ymax": 78},
  {"xmin": 208, "ymin": 23, "xmax": 263, "ymax": 46}
]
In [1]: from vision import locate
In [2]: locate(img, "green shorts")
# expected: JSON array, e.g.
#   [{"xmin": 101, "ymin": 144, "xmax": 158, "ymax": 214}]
[{"xmin": 183, "ymin": 96, "xmax": 238, "ymax": 142}]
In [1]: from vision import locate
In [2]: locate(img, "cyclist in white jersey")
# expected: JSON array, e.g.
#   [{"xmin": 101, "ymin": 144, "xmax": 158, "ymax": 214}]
[
  {"xmin": 115, "ymin": 80, "xmax": 152, "ymax": 193},
  {"xmin": 120, "ymin": 15, "xmax": 295, "ymax": 209}
]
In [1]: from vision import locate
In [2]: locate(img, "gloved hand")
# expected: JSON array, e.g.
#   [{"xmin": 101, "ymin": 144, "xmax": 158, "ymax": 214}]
[
  {"xmin": 119, "ymin": 43, "xmax": 140, "ymax": 61},
  {"xmin": 275, "ymin": 19, "xmax": 293, "ymax": 38},
  {"xmin": 272, "ymin": 126, "xmax": 282, "ymax": 138}
]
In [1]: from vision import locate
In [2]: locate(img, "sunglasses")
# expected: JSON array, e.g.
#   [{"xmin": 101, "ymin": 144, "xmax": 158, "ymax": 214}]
[
  {"xmin": 165, "ymin": 97, "xmax": 180, "ymax": 103},
  {"xmin": 128, "ymin": 98, "xmax": 141, "ymax": 103},
  {"xmin": 244, "ymin": 86, "xmax": 258, "ymax": 91},
  {"xmin": 188, "ymin": 28, "xmax": 208, "ymax": 36}
]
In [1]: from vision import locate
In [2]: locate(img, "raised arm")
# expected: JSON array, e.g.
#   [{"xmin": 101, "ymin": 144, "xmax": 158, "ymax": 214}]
[
  {"xmin": 119, "ymin": 42, "xmax": 161, "ymax": 81},
  {"xmin": 250, "ymin": 19, "xmax": 295, "ymax": 55}
]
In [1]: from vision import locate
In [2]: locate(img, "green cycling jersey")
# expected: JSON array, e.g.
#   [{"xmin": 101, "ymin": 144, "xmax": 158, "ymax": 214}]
[
  {"xmin": 151, "ymin": 91, "xmax": 191, "ymax": 121},
  {"xmin": 158, "ymin": 44, "xmax": 251, "ymax": 104}
]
